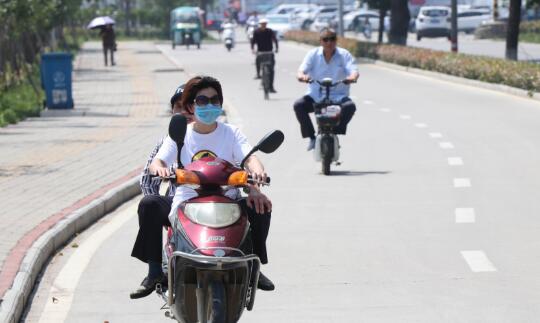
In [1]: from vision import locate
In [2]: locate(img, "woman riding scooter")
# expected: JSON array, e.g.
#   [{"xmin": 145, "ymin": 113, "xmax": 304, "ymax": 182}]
[{"xmin": 150, "ymin": 76, "xmax": 275, "ymax": 293}]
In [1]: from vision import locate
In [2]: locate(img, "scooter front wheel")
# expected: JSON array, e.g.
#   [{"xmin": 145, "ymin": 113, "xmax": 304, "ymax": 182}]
[{"xmin": 207, "ymin": 280, "xmax": 227, "ymax": 323}]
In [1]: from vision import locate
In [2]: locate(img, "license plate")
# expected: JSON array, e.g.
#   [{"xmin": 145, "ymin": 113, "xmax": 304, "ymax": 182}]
[{"xmin": 431, "ymin": 19, "xmax": 440, "ymax": 23}]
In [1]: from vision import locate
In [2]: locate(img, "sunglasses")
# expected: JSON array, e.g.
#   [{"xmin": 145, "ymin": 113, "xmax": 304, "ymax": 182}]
[
  {"xmin": 194, "ymin": 95, "xmax": 221, "ymax": 106},
  {"xmin": 321, "ymin": 36, "xmax": 337, "ymax": 42}
]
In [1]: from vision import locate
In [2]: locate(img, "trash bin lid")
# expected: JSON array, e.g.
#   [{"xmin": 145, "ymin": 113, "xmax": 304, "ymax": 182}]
[{"xmin": 42, "ymin": 52, "xmax": 73, "ymax": 60}]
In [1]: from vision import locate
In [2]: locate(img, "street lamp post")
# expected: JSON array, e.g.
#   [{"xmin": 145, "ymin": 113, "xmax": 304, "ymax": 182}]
[
  {"xmin": 450, "ymin": 0, "xmax": 458, "ymax": 52},
  {"xmin": 338, "ymin": 0, "xmax": 345, "ymax": 36}
]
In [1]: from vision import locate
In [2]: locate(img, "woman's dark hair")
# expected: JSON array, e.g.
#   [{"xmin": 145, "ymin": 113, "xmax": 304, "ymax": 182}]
[{"xmin": 180, "ymin": 76, "xmax": 224, "ymax": 111}]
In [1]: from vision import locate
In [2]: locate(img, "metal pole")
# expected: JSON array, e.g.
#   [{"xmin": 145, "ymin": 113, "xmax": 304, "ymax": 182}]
[
  {"xmin": 338, "ymin": 0, "xmax": 344, "ymax": 36},
  {"xmin": 450, "ymin": 0, "xmax": 458, "ymax": 52}
]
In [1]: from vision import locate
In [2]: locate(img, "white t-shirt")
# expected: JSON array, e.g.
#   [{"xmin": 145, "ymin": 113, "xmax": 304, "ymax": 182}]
[{"xmin": 154, "ymin": 122, "xmax": 253, "ymax": 221}]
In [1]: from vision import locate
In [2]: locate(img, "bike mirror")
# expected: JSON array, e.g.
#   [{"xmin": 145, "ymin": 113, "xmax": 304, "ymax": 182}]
[
  {"xmin": 168, "ymin": 114, "xmax": 187, "ymax": 145},
  {"xmin": 256, "ymin": 130, "xmax": 285, "ymax": 154}
]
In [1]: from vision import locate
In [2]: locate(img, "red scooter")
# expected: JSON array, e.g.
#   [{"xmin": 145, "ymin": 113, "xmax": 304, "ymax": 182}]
[{"xmin": 156, "ymin": 115, "xmax": 284, "ymax": 323}]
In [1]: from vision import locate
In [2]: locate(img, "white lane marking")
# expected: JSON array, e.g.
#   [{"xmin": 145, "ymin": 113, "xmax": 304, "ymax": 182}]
[
  {"xmin": 379, "ymin": 108, "xmax": 391, "ymax": 112},
  {"xmin": 448, "ymin": 157, "xmax": 464, "ymax": 166},
  {"xmin": 461, "ymin": 250, "xmax": 497, "ymax": 272},
  {"xmin": 38, "ymin": 204, "xmax": 137, "ymax": 323},
  {"xmin": 429, "ymin": 132, "xmax": 443, "ymax": 138},
  {"xmin": 400, "ymin": 115, "xmax": 411, "ymax": 120},
  {"xmin": 454, "ymin": 178, "xmax": 471, "ymax": 188},
  {"xmin": 455, "ymin": 208, "xmax": 476, "ymax": 223},
  {"xmin": 363, "ymin": 100, "xmax": 374, "ymax": 105},
  {"xmin": 414, "ymin": 123, "xmax": 427, "ymax": 128},
  {"xmin": 439, "ymin": 142, "xmax": 454, "ymax": 149}
]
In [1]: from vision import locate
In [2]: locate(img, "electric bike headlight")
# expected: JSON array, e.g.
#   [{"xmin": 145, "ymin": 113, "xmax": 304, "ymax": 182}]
[{"xmin": 184, "ymin": 203, "xmax": 241, "ymax": 228}]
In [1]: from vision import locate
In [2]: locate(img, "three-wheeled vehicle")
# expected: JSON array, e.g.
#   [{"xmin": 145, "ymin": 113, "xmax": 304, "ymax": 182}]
[{"xmin": 170, "ymin": 6, "xmax": 202, "ymax": 49}]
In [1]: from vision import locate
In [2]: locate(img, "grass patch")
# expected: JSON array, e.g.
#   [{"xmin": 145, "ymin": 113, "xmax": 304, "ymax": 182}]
[{"xmin": 0, "ymin": 71, "xmax": 43, "ymax": 127}]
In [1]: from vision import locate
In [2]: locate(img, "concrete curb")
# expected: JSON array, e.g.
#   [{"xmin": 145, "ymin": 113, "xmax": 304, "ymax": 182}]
[
  {"xmin": 358, "ymin": 57, "xmax": 540, "ymax": 102},
  {"xmin": 0, "ymin": 176, "xmax": 140, "ymax": 323}
]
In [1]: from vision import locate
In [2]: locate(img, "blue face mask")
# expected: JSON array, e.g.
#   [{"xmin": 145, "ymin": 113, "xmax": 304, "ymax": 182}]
[{"xmin": 194, "ymin": 104, "xmax": 222, "ymax": 125}]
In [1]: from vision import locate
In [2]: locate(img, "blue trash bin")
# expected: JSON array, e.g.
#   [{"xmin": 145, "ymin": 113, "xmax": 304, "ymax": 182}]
[{"xmin": 41, "ymin": 53, "xmax": 74, "ymax": 109}]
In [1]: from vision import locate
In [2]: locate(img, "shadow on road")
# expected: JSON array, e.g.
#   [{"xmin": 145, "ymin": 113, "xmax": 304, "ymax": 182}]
[{"xmin": 330, "ymin": 170, "xmax": 391, "ymax": 176}]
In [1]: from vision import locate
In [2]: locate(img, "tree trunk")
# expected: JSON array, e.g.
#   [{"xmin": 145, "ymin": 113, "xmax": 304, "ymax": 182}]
[
  {"xmin": 388, "ymin": 0, "xmax": 410, "ymax": 45},
  {"xmin": 505, "ymin": 0, "xmax": 521, "ymax": 60},
  {"xmin": 378, "ymin": 8, "xmax": 386, "ymax": 44},
  {"xmin": 125, "ymin": 0, "xmax": 132, "ymax": 37}
]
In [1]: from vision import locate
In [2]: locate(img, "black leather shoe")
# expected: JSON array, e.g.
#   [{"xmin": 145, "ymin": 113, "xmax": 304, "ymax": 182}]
[
  {"xmin": 130, "ymin": 274, "xmax": 166, "ymax": 299},
  {"xmin": 257, "ymin": 272, "xmax": 275, "ymax": 291},
  {"xmin": 254, "ymin": 75, "xmax": 261, "ymax": 79},
  {"xmin": 269, "ymin": 88, "xmax": 277, "ymax": 93}
]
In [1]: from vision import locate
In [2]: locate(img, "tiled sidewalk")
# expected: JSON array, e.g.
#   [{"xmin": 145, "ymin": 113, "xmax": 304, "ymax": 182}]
[{"xmin": 0, "ymin": 41, "xmax": 187, "ymax": 299}]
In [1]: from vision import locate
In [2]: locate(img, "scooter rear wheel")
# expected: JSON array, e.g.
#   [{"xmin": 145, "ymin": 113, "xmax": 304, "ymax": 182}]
[{"xmin": 320, "ymin": 136, "xmax": 333, "ymax": 175}]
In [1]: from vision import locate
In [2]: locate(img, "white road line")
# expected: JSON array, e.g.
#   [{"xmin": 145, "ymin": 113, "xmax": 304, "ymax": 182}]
[
  {"xmin": 379, "ymin": 108, "xmax": 391, "ymax": 112},
  {"xmin": 38, "ymin": 204, "xmax": 137, "ymax": 323},
  {"xmin": 363, "ymin": 100, "xmax": 374, "ymax": 105},
  {"xmin": 414, "ymin": 123, "xmax": 427, "ymax": 128},
  {"xmin": 461, "ymin": 250, "xmax": 497, "ymax": 272},
  {"xmin": 399, "ymin": 115, "xmax": 411, "ymax": 120},
  {"xmin": 455, "ymin": 208, "xmax": 476, "ymax": 223},
  {"xmin": 439, "ymin": 142, "xmax": 454, "ymax": 149},
  {"xmin": 448, "ymin": 157, "xmax": 464, "ymax": 166},
  {"xmin": 454, "ymin": 178, "xmax": 471, "ymax": 188},
  {"xmin": 429, "ymin": 132, "xmax": 443, "ymax": 138}
]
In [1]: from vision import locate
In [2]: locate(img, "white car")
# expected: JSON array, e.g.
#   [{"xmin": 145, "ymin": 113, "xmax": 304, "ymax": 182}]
[
  {"xmin": 457, "ymin": 9, "xmax": 491, "ymax": 33},
  {"xmin": 344, "ymin": 10, "xmax": 379, "ymax": 32},
  {"xmin": 415, "ymin": 6, "xmax": 451, "ymax": 41},
  {"xmin": 265, "ymin": 14, "xmax": 299, "ymax": 39}
]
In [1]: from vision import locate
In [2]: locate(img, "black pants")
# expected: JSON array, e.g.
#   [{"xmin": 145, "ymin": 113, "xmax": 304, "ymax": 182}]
[
  {"xmin": 293, "ymin": 95, "xmax": 356, "ymax": 139},
  {"xmin": 131, "ymin": 195, "xmax": 172, "ymax": 264},
  {"xmin": 131, "ymin": 196, "xmax": 271, "ymax": 264},
  {"xmin": 256, "ymin": 53, "xmax": 275, "ymax": 90},
  {"xmin": 103, "ymin": 45, "xmax": 115, "ymax": 66}
]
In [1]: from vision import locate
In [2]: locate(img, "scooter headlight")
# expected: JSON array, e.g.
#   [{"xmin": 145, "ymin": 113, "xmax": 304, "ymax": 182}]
[{"xmin": 184, "ymin": 203, "xmax": 241, "ymax": 228}]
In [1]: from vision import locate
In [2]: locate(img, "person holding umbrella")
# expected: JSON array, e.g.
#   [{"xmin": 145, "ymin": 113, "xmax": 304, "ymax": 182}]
[{"xmin": 88, "ymin": 16, "xmax": 116, "ymax": 66}]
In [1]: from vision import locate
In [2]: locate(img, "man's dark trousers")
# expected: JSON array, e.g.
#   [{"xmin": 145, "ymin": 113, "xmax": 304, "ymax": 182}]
[
  {"xmin": 256, "ymin": 53, "xmax": 275, "ymax": 90},
  {"xmin": 293, "ymin": 95, "xmax": 356, "ymax": 138}
]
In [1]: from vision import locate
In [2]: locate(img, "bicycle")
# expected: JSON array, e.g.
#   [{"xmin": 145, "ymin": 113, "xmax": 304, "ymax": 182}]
[{"xmin": 257, "ymin": 51, "xmax": 274, "ymax": 100}]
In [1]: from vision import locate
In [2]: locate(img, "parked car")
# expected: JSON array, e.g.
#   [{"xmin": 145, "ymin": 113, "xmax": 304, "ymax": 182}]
[
  {"xmin": 415, "ymin": 6, "xmax": 451, "ymax": 41},
  {"xmin": 344, "ymin": 10, "xmax": 379, "ymax": 32},
  {"xmin": 205, "ymin": 12, "xmax": 223, "ymax": 31},
  {"xmin": 457, "ymin": 9, "xmax": 491, "ymax": 33},
  {"xmin": 265, "ymin": 14, "xmax": 300, "ymax": 39}
]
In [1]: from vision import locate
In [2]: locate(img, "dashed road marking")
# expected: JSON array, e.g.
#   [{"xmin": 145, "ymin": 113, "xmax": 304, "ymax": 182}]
[
  {"xmin": 461, "ymin": 250, "xmax": 497, "ymax": 272},
  {"xmin": 429, "ymin": 132, "xmax": 442, "ymax": 138},
  {"xmin": 454, "ymin": 178, "xmax": 471, "ymax": 188},
  {"xmin": 455, "ymin": 208, "xmax": 476, "ymax": 223},
  {"xmin": 414, "ymin": 123, "xmax": 427, "ymax": 128},
  {"xmin": 379, "ymin": 108, "xmax": 391, "ymax": 112},
  {"xmin": 363, "ymin": 100, "xmax": 374, "ymax": 105},
  {"xmin": 439, "ymin": 142, "xmax": 454, "ymax": 149},
  {"xmin": 448, "ymin": 157, "xmax": 464, "ymax": 166},
  {"xmin": 400, "ymin": 115, "xmax": 411, "ymax": 120}
]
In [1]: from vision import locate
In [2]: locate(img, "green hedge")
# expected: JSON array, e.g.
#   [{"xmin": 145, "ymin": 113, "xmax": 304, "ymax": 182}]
[
  {"xmin": 285, "ymin": 30, "xmax": 540, "ymax": 95},
  {"xmin": 0, "ymin": 74, "xmax": 43, "ymax": 127}
]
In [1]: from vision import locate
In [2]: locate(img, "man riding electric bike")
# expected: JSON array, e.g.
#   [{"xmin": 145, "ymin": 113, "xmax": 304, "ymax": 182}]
[
  {"xmin": 251, "ymin": 18, "xmax": 278, "ymax": 93},
  {"xmin": 294, "ymin": 28, "xmax": 359, "ymax": 152}
]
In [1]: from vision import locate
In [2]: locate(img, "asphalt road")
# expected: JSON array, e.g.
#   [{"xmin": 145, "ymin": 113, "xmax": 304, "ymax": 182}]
[{"xmin": 23, "ymin": 35, "xmax": 540, "ymax": 322}]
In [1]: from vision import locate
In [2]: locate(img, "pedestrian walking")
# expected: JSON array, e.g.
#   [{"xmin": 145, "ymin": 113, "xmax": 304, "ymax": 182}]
[{"xmin": 100, "ymin": 24, "xmax": 116, "ymax": 66}]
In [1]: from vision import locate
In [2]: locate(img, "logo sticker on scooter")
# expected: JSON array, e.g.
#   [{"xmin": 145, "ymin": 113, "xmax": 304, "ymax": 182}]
[{"xmin": 205, "ymin": 236, "xmax": 225, "ymax": 242}]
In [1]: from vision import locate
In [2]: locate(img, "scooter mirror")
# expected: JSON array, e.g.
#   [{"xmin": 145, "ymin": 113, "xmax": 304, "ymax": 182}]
[
  {"xmin": 169, "ymin": 114, "xmax": 187, "ymax": 145},
  {"xmin": 239, "ymin": 130, "xmax": 284, "ymax": 169},
  {"xmin": 256, "ymin": 130, "xmax": 285, "ymax": 154}
]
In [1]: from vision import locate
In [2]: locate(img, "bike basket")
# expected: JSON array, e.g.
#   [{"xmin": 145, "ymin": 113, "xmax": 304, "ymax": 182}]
[{"xmin": 315, "ymin": 105, "xmax": 341, "ymax": 127}]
